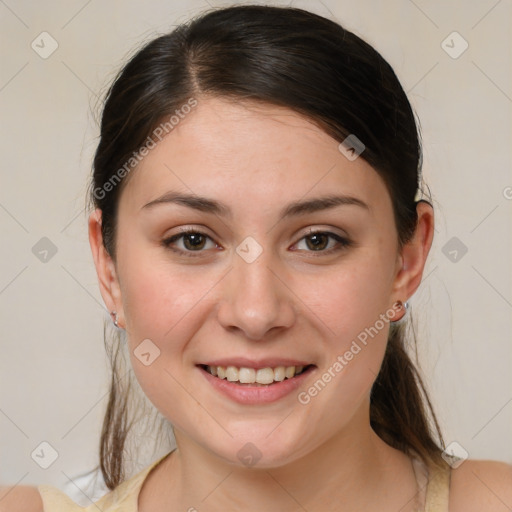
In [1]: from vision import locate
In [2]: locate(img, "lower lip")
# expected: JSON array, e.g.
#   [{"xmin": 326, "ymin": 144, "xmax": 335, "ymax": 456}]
[{"xmin": 197, "ymin": 365, "xmax": 316, "ymax": 405}]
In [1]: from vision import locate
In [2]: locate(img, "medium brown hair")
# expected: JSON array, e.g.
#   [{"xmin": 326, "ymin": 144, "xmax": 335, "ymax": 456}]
[{"xmin": 86, "ymin": 4, "xmax": 447, "ymax": 490}]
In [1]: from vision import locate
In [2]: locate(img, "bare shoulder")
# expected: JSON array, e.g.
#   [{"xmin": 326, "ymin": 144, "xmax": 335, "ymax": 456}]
[
  {"xmin": 449, "ymin": 459, "xmax": 512, "ymax": 512},
  {"xmin": 0, "ymin": 485, "xmax": 43, "ymax": 512}
]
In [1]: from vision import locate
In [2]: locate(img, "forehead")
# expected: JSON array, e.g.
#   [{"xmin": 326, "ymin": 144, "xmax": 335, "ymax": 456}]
[{"xmin": 118, "ymin": 97, "xmax": 392, "ymax": 221}]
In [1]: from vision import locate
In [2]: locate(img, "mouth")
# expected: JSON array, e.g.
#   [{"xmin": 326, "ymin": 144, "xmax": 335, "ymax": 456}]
[
  {"xmin": 196, "ymin": 363, "xmax": 316, "ymax": 404},
  {"xmin": 198, "ymin": 364, "xmax": 314, "ymax": 385}
]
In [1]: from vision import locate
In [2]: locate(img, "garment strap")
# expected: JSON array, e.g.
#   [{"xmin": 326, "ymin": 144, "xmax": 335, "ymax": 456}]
[{"xmin": 411, "ymin": 456, "xmax": 451, "ymax": 512}]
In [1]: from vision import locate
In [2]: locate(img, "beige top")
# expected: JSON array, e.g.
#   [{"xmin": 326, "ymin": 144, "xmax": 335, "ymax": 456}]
[{"xmin": 38, "ymin": 452, "xmax": 451, "ymax": 511}]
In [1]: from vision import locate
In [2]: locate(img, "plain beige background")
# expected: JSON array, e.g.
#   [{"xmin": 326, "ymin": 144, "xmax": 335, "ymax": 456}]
[{"xmin": 1, "ymin": 0, "xmax": 511, "ymax": 505}]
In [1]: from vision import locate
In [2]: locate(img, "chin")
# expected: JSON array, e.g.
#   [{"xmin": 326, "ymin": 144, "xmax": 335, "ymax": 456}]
[{"xmin": 201, "ymin": 428, "xmax": 311, "ymax": 470}]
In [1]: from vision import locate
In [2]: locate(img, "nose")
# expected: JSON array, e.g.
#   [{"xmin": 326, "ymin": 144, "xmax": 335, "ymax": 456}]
[{"xmin": 216, "ymin": 248, "xmax": 296, "ymax": 341}]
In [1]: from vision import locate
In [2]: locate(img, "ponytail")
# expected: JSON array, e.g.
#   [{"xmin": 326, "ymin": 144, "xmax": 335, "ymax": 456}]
[{"xmin": 370, "ymin": 320, "xmax": 448, "ymax": 470}]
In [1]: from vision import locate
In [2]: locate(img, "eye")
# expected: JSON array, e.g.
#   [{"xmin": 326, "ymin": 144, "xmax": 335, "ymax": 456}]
[
  {"xmin": 162, "ymin": 228, "xmax": 351, "ymax": 258},
  {"xmin": 293, "ymin": 230, "xmax": 351, "ymax": 255},
  {"xmin": 162, "ymin": 228, "xmax": 218, "ymax": 257}
]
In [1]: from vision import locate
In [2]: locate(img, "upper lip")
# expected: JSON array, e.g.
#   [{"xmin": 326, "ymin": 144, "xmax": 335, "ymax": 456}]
[{"xmin": 198, "ymin": 358, "xmax": 314, "ymax": 369}]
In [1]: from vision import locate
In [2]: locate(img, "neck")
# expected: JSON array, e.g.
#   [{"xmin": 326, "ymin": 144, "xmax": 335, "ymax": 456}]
[{"xmin": 155, "ymin": 405, "xmax": 419, "ymax": 512}]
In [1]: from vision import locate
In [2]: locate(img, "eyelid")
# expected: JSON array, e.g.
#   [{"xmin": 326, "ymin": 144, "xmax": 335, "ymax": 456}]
[{"xmin": 301, "ymin": 226, "xmax": 348, "ymax": 239}]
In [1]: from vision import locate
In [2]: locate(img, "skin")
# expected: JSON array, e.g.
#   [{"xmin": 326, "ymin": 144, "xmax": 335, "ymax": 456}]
[
  {"xmin": 2, "ymin": 98, "xmax": 510, "ymax": 512},
  {"xmin": 88, "ymin": 96, "xmax": 433, "ymax": 511},
  {"xmin": 81, "ymin": 96, "xmax": 509, "ymax": 511}
]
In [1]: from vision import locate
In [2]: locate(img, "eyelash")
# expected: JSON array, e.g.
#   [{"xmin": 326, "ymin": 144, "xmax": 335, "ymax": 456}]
[{"xmin": 161, "ymin": 228, "xmax": 352, "ymax": 258}]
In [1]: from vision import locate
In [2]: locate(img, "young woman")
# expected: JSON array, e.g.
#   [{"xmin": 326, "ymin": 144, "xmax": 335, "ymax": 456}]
[{"xmin": 3, "ymin": 4, "xmax": 511, "ymax": 511}]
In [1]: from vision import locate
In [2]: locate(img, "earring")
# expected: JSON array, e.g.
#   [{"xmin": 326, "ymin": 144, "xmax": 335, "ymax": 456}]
[
  {"xmin": 110, "ymin": 310, "xmax": 119, "ymax": 328},
  {"xmin": 391, "ymin": 300, "xmax": 409, "ymax": 322}
]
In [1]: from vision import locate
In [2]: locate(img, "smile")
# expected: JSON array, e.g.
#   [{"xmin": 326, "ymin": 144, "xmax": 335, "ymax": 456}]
[
  {"xmin": 201, "ymin": 364, "xmax": 312, "ymax": 385},
  {"xmin": 197, "ymin": 363, "xmax": 316, "ymax": 404}
]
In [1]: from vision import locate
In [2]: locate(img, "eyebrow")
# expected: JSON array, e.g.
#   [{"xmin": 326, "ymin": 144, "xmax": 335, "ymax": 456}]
[{"xmin": 141, "ymin": 191, "xmax": 370, "ymax": 219}]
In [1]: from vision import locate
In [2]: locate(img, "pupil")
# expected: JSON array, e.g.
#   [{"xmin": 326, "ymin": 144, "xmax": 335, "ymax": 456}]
[
  {"xmin": 185, "ymin": 233, "xmax": 205, "ymax": 250},
  {"xmin": 307, "ymin": 233, "xmax": 327, "ymax": 251}
]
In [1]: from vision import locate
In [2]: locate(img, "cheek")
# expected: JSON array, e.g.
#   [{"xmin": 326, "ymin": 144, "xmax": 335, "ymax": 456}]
[
  {"xmin": 120, "ymin": 259, "xmax": 201, "ymax": 424},
  {"xmin": 120, "ymin": 254, "xmax": 219, "ymax": 403},
  {"xmin": 120, "ymin": 250, "xmax": 206, "ymax": 342},
  {"xmin": 296, "ymin": 248, "xmax": 395, "ymax": 347},
  {"xmin": 292, "ymin": 245, "xmax": 393, "ymax": 409}
]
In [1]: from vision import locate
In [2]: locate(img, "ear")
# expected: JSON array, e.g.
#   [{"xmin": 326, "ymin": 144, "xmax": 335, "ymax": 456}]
[
  {"xmin": 88, "ymin": 209, "xmax": 125, "ymax": 328},
  {"xmin": 391, "ymin": 201, "xmax": 435, "ymax": 303}
]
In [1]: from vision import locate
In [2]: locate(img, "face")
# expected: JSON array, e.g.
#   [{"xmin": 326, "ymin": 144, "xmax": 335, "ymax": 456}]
[{"xmin": 92, "ymin": 97, "xmax": 414, "ymax": 467}]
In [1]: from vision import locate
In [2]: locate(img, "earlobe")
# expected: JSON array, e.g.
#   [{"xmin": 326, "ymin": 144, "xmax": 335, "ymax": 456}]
[
  {"xmin": 88, "ymin": 209, "xmax": 125, "ymax": 327},
  {"xmin": 391, "ymin": 201, "xmax": 435, "ymax": 304}
]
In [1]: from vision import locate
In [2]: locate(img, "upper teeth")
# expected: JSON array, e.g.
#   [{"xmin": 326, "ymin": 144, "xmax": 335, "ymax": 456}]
[{"xmin": 207, "ymin": 365, "xmax": 305, "ymax": 384}]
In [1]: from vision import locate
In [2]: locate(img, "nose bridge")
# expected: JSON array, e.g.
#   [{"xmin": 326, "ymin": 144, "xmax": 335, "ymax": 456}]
[{"xmin": 217, "ymin": 240, "xmax": 295, "ymax": 339}]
